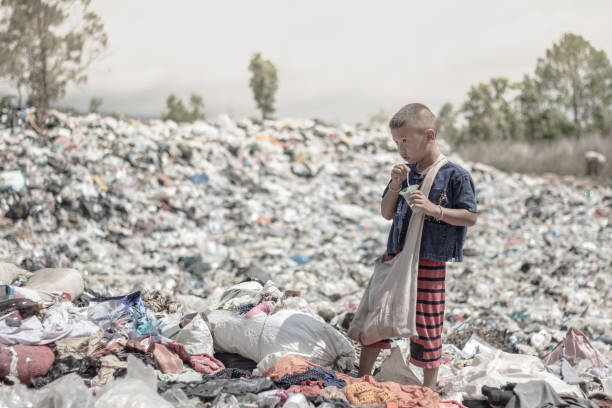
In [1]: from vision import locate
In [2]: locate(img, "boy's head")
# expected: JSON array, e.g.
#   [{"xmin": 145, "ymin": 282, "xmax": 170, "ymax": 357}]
[{"xmin": 389, "ymin": 103, "xmax": 437, "ymax": 164}]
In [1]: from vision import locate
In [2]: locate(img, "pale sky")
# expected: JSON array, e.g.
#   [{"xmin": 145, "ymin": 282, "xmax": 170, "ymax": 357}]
[{"xmin": 5, "ymin": 0, "xmax": 612, "ymax": 124}]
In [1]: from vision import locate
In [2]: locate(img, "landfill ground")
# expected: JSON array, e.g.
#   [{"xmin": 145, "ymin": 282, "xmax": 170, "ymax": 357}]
[{"xmin": 0, "ymin": 112, "xmax": 611, "ymax": 407}]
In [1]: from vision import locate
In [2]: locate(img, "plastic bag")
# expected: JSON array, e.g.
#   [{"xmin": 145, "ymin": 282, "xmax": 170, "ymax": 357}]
[
  {"xmin": 95, "ymin": 355, "xmax": 173, "ymax": 408},
  {"xmin": 173, "ymin": 312, "xmax": 214, "ymax": 355},
  {"xmin": 207, "ymin": 309, "xmax": 355, "ymax": 370},
  {"xmin": 25, "ymin": 268, "xmax": 84, "ymax": 300},
  {"xmin": 374, "ymin": 346, "xmax": 420, "ymax": 386}
]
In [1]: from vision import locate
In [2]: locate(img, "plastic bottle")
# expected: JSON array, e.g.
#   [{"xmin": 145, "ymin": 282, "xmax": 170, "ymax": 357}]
[{"xmin": 0, "ymin": 298, "xmax": 41, "ymax": 319}]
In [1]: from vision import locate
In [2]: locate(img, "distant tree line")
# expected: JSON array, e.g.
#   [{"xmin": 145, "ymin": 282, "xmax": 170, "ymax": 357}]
[
  {"xmin": 438, "ymin": 33, "xmax": 612, "ymax": 144},
  {"xmin": 0, "ymin": 4, "xmax": 605, "ymax": 136}
]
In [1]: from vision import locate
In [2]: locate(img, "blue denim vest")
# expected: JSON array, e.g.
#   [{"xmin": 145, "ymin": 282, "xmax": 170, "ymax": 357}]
[{"xmin": 384, "ymin": 161, "xmax": 477, "ymax": 262}]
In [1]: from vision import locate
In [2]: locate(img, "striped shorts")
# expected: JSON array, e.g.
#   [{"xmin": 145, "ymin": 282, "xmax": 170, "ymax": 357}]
[{"xmin": 363, "ymin": 258, "xmax": 446, "ymax": 369}]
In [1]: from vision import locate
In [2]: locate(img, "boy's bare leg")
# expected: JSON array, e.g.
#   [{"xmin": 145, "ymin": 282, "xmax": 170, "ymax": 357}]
[
  {"xmin": 358, "ymin": 347, "xmax": 380, "ymax": 377},
  {"xmin": 422, "ymin": 367, "xmax": 439, "ymax": 389}
]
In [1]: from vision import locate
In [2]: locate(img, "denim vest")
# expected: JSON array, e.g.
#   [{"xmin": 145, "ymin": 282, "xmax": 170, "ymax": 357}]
[{"xmin": 384, "ymin": 162, "xmax": 477, "ymax": 262}]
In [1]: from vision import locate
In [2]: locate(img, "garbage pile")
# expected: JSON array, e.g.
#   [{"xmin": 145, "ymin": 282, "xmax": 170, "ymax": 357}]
[{"xmin": 0, "ymin": 112, "xmax": 610, "ymax": 407}]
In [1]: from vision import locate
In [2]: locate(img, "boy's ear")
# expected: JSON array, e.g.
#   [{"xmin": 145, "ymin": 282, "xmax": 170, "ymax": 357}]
[{"xmin": 425, "ymin": 128, "xmax": 436, "ymax": 141}]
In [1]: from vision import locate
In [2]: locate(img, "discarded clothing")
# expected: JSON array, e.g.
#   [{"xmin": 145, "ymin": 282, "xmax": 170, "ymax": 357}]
[
  {"xmin": 215, "ymin": 352, "xmax": 257, "ymax": 372},
  {"xmin": 0, "ymin": 343, "xmax": 55, "ymax": 385},
  {"xmin": 189, "ymin": 353, "xmax": 225, "ymax": 374},
  {"xmin": 343, "ymin": 381, "xmax": 396, "ymax": 405},
  {"xmin": 274, "ymin": 366, "xmax": 346, "ymax": 389},
  {"xmin": 153, "ymin": 343, "xmax": 183, "ymax": 374},
  {"xmin": 30, "ymin": 356, "xmax": 101, "ymax": 388},
  {"xmin": 308, "ymin": 395, "xmax": 353, "ymax": 408},
  {"xmin": 505, "ymin": 381, "xmax": 598, "ymax": 408},
  {"xmin": 259, "ymin": 354, "xmax": 319, "ymax": 378},
  {"xmin": 91, "ymin": 354, "xmax": 128, "ymax": 387},
  {"xmin": 208, "ymin": 368, "xmax": 253, "ymax": 379},
  {"xmin": 543, "ymin": 327, "xmax": 606, "ymax": 368},
  {"xmin": 288, "ymin": 379, "xmax": 325, "ymax": 396},
  {"xmin": 157, "ymin": 367, "xmax": 203, "ymax": 383},
  {"xmin": 158, "ymin": 377, "xmax": 277, "ymax": 399},
  {"xmin": 482, "ymin": 385, "xmax": 513, "ymax": 406},
  {"xmin": 590, "ymin": 394, "xmax": 612, "ymax": 408},
  {"xmin": 440, "ymin": 401, "xmax": 468, "ymax": 408},
  {"xmin": 53, "ymin": 336, "xmax": 91, "ymax": 359},
  {"xmin": 344, "ymin": 375, "xmax": 441, "ymax": 408},
  {"xmin": 166, "ymin": 340, "xmax": 225, "ymax": 374},
  {"xmin": 319, "ymin": 386, "xmax": 349, "ymax": 401},
  {"xmin": 462, "ymin": 400, "xmax": 492, "ymax": 408},
  {"xmin": 115, "ymin": 349, "xmax": 158, "ymax": 371}
]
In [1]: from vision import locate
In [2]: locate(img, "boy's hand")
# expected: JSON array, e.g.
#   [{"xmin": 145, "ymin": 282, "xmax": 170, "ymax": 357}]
[
  {"xmin": 390, "ymin": 164, "xmax": 410, "ymax": 190},
  {"xmin": 408, "ymin": 190, "xmax": 438, "ymax": 216}
]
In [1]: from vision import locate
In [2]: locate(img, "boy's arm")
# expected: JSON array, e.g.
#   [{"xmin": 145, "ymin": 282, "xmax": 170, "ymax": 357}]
[
  {"xmin": 381, "ymin": 186, "xmax": 400, "ymax": 220},
  {"xmin": 435, "ymin": 207, "xmax": 477, "ymax": 227},
  {"xmin": 381, "ymin": 164, "xmax": 410, "ymax": 220},
  {"xmin": 408, "ymin": 190, "xmax": 477, "ymax": 227}
]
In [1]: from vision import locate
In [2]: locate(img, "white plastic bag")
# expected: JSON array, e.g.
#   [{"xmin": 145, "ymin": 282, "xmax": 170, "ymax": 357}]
[
  {"xmin": 173, "ymin": 312, "xmax": 214, "ymax": 355},
  {"xmin": 25, "ymin": 268, "xmax": 84, "ymax": 300},
  {"xmin": 207, "ymin": 309, "xmax": 355, "ymax": 370},
  {"xmin": 374, "ymin": 346, "xmax": 420, "ymax": 386},
  {"xmin": 95, "ymin": 355, "xmax": 173, "ymax": 408}
]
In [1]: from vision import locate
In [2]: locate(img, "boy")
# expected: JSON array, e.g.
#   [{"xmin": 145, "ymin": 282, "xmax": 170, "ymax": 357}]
[{"xmin": 357, "ymin": 103, "xmax": 477, "ymax": 389}]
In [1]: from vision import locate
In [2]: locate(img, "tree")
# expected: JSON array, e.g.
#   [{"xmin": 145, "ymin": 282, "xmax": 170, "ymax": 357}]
[
  {"xmin": 89, "ymin": 97, "xmax": 103, "ymax": 113},
  {"xmin": 162, "ymin": 93, "xmax": 205, "ymax": 123},
  {"xmin": 436, "ymin": 102, "xmax": 460, "ymax": 143},
  {"xmin": 516, "ymin": 74, "xmax": 578, "ymax": 141},
  {"xmin": 0, "ymin": 0, "xmax": 107, "ymax": 120},
  {"xmin": 368, "ymin": 108, "xmax": 389, "ymax": 127},
  {"xmin": 535, "ymin": 33, "xmax": 612, "ymax": 135},
  {"xmin": 248, "ymin": 52, "xmax": 278, "ymax": 120},
  {"xmin": 189, "ymin": 94, "xmax": 204, "ymax": 121},
  {"xmin": 460, "ymin": 77, "xmax": 520, "ymax": 143}
]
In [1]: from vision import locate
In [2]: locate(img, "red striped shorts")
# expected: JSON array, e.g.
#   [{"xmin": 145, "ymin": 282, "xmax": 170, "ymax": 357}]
[{"xmin": 363, "ymin": 258, "xmax": 446, "ymax": 369}]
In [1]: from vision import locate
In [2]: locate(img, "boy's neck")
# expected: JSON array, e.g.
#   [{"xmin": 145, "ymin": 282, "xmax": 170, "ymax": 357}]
[{"xmin": 415, "ymin": 147, "xmax": 441, "ymax": 173}]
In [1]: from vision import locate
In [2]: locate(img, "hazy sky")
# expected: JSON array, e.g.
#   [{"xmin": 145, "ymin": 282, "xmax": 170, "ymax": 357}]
[{"xmin": 5, "ymin": 0, "xmax": 612, "ymax": 123}]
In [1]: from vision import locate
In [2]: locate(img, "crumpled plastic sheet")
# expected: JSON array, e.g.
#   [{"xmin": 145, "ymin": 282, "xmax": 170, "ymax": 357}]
[
  {"xmin": 439, "ymin": 348, "xmax": 583, "ymax": 400},
  {"xmin": 95, "ymin": 355, "xmax": 173, "ymax": 408},
  {"xmin": 88, "ymin": 291, "xmax": 156, "ymax": 335},
  {"xmin": 0, "ymin": 301, "xmax": 99, "ymax": 345}
]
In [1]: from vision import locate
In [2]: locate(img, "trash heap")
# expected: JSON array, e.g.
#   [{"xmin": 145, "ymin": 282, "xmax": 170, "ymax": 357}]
[{"xmin": 0, "ymin": 112, "xmax": 610, "ymax": 407}]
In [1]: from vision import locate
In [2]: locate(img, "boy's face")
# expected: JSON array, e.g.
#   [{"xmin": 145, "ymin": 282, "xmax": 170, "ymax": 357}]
[{"xmin": 390, "ymin": 124, "xmax": 432, "ymax": 163}]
